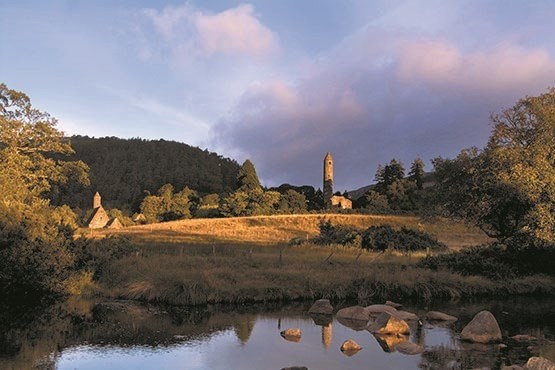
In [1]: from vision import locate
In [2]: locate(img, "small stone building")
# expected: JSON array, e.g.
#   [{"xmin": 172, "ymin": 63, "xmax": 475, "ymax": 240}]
[
  {"xmin": 87, "ymin": 192, "xmax": 122, "ymax": 229},
  {"xmin": 330, "ymin": 195, "xmax": 352, "ymax": 209}
]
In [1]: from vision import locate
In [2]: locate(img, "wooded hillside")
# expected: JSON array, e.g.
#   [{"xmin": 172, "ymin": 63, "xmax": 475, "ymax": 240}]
[{"xmin": 54, "ymin": 136, "xmax": 240, "ymax": 212}]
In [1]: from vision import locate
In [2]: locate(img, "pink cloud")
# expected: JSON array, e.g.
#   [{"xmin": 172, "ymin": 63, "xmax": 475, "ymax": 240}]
[
  {"xmin": 144, "ymin": 3, "xmax": 279, "ymax": 59},
  {"xmin": 398, "ymin": 40, "xmax": 555, "ymax": 92}
]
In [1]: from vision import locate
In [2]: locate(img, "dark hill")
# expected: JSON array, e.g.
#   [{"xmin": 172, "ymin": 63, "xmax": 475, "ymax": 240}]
[{"xmin": 54, "ymin": 136, "xmax": 240, "ymax": 212}]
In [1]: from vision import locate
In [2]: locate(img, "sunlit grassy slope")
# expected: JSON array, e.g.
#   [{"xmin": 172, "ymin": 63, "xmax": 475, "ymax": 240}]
[{"xmin": 85, "ymin": 213, "xmax": 491, "ymax": 249}]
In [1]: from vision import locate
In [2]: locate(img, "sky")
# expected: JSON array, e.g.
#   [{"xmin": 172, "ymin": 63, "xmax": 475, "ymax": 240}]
[{"xmin": 1, "ymin": 1, "xmax": 555, "ymax": 191}]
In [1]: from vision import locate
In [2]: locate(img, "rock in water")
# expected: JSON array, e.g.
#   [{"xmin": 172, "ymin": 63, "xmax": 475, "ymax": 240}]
[
  {"xmin": 365, "ymin": 304, "xmax": 398, "ymax": 316},
  {"xmin": 460, "ymin": 310, "xmax": 502, "ymax": 343},
  {"xmin": 308, "ymin": 299, "xmax": 333, "ymax": 315},
  {"xmin": 526, "ymin": 356, "xmax": 555, "ymax": 370},
  {"xmin": 385, "ymin": 300, "xmax": 403, "ymax": 309},
  {"xmin": 280, "ymin": 328, "xmax": 302, "ymax": 342},
  {"xmin": 281, "ymin": 367, "xmax": 308, "ymax": 370},
  {"xmin": 340, "ymin": 339, "xmax": 362, "ymax": 352},
  {"xmin": 337, "ymin": 306, "xmax": 370, "ymax": 322},
  {"xmin": 340, "ymin": 339, "xmax": 362, "ymax": 356},
  {"xmin": 393, "ymin": 310, "xmax": 419, "ymax": 321},
  {"xmin": 368, "ymin": 312, "xmax": 410, "ymax": 335},
  {"xmin": 395, "ymin": 341, "xmax": 425, "ymax": 355},
  {"xmin": 426, "ymin": 311, "xmax": 458, "ymax": 321}
]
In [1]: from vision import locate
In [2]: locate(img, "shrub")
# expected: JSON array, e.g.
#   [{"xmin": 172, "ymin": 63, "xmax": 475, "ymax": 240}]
[
  {"xmin": 361, "ymin": 225, "xmax": 447, "ymax": 252},
  {"xmin": 314, "ymin": 220, "xmax": 361, "ymax": 246},
  {"xmin": 418, "ymin": 239, "xmax": 555, "ymax": 279},
  {"xmin": 70, "ymin": 236, "xmax": 137, "ymax": 278}
]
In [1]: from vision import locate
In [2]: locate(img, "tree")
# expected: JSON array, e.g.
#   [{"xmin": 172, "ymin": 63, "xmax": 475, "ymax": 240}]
[
  {"xmin": 236, "ymin": 159, "xmax": 261, "ymax": 193},
  {"xmin": 487, "ymin": 88, "xmax": 555, "ymax": 242},
  {"xmin": 409, "ymin": 157, "xmax": 425, "ymax": 190},
  {"xmin": 374, "ymin": 159, "xmax": 405, "ymax": 193},
  {"xmin": 0, "ymin": 83, "xmax": 89, "ymax": 299},
  {"xmin": 139, "ymin": 184, "xmax": 194, "ymax": 222},
  {"xmin": 432, "ymin": 88, "xmax": 555, "ymax": 243},
  {"xmin": 361, "ymin": 190, "xmax": 390, "ymax": 212},
  {"xmin": 278, "ymin": 189, "xmax": 307, "ymax": 213}
]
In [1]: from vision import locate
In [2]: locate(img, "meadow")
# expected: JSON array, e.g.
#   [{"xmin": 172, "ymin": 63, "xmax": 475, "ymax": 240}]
[{"xmin": 81, "ymin": 214, "xmax": 555, "ymax": 306}]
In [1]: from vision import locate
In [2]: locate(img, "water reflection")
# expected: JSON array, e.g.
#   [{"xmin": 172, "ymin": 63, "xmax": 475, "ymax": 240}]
[{"xmin": 0, "ymin": 297, "xmax": 553, "ymax": 369}]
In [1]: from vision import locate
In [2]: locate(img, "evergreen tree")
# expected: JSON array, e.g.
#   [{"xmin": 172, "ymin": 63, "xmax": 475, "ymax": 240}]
[
  {"xmin": 409, "ymin": 157, "xmax": 425, "ymax": 190},
  {"xmin": 236, "ymin": 159, "xmax": 262, "ymax": 193}
]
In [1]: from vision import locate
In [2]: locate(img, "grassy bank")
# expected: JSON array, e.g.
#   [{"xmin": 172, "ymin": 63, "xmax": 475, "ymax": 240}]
[
  {"xmin": 95, "ymin": 242, "xmax": 555, "ymax": 306},
  {"xmin": 82, "ymin": 214, "xmax": 553, "ymax": 306}
]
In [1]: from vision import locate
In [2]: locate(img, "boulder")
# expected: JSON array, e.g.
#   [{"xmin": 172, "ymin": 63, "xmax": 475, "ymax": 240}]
[
  {"xmin": 368, "ymin": 312, "xmax": 410, "ymax": 335},
  {"xmin": 460, "ymin": 310, "xmax": 502, "ymax": 343},
  {"xmin": 308, "ymin": 299, "xmax": 334, "ymax": 315},
  {"xmin": 395, "ymin": 341, "xmax": 425, "ymax": 355},
  {"xmin": 501, "ymin": 366, "xmax": 524, "ymax": 370},
  {"xmin": 337, "ymin": 306, "xmax": 370, "ymax": 322},
  {"xmin": 280, "ymin": 328, "xmax": 301, "ymax": 342},
  {"xmin": 393, "ymin": 310, "xmax": 419, "ymax": 321},
  {"xmin": 340, "ymin": 339, "xmax": 362, "ymax": 352},
  {"xmin": 426, "ymin": 311, "xmax": 458, "ymax": 321},
  {"xmin": 365, "ymin": 304, "xmax": 398, "ymax": 316},
  {"xmin": 385, "ymin": 300, "xmax": 403, "ymax": 309},
  {"xmin": 309, "ymin": 313, "xmax": 332, "ymax": 326},
  {"xmin": 340, "ymin": 339, "xmax": 362, "ymax": 357},
  {"xmin": 373, "ymin": 333, "xmax": 409, "ymax": 352},
  {"xmin": 337, "ymin": 316, "xmax": 369, "ymax": 331},
  {"xmin": 526, "ymin": 357, "xmax": 555, "ymax": 370}
]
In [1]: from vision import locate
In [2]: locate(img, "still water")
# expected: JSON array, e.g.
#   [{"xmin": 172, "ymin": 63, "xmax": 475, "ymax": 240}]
[{"xmin": 1, "ymin": 297, "xmax": 554, "ymax": 370}]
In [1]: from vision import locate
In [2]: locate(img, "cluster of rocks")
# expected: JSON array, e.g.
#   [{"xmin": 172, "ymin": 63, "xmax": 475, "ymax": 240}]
[{"xmin": 279, "ymin": 299, "xmax": 554, "ymax": 369}]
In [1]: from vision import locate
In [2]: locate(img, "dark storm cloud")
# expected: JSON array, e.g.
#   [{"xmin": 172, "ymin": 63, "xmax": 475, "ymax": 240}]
[{"xmin": 215, "ymin": 28, "xmax": 555, "ymax": 190}]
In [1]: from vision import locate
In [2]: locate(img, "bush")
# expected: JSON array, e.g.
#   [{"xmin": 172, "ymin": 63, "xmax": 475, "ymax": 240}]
[
  {"xmin": 361, "ymin": 225, "xmax": 447, "ymax": 252},
  {"xmin": 70, "ymin": 236, "xmax": 137, "ymax": 278},
  {"xmin": 314, "ymin": 220, "xmax": 361, "ymax": 246},
  {"xmin": 418, "ymin": 239, "xmax": 555, "ymax": 279}
]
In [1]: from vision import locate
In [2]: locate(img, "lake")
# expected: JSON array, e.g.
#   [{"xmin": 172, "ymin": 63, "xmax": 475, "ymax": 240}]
[{"xmin": 1, "ymin": 296, "xmax": 554, "ymax": 369}]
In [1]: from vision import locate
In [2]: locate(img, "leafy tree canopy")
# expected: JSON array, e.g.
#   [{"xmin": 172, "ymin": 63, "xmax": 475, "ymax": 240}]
[{"xmin": 433, "ymin": 88, "xmax": 555, "ymax": 243}]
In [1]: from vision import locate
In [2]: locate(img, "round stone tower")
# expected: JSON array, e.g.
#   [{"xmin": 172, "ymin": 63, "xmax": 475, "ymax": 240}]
[{"xmin": 323, "ymin": 152, "xmax": 333, "ymax": 207}]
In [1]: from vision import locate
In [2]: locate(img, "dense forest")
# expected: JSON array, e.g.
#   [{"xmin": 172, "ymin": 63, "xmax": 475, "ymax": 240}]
[{"xmin": 52, "ymin": 136, "xmax": 240, "ymax": 212}]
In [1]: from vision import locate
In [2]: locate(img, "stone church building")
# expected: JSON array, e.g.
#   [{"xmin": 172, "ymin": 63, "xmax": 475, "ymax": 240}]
[{"xmin": 87, "ymin": 192, "xmax": 123, "ymax": 229}]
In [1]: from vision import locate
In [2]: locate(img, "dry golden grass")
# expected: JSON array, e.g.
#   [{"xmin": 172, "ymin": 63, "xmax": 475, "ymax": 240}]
[{"xmin": 81, "ymin": 214, "xmax": 491, "ymax": 249}]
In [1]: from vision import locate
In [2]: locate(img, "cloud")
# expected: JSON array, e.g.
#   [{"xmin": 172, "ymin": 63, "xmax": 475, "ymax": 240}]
[
  {"xmin": 143, "ymin": 3, "xmax": 279, "ymax": 60},
  {"xmin": 214, "ymin": 29, "xmax": 555, "ymax": 190},
  {"xmin": 398, "ymin": 40, "xmax": 555, "ymax": 92}
]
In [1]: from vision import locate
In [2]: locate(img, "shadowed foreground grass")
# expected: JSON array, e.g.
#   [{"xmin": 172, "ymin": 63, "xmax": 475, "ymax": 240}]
[{"xmin": 96, "ymin": 243, "xmax": 555, "ymax": 306}]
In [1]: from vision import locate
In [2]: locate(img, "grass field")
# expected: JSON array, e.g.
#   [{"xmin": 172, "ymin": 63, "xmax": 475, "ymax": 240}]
[
  {"xmin": 76, "ymin": 214, "xmax": 555, "ymax": 306},
  {"xmin": 82, "ymin": 213, "xmax": 491, "ymax": 249}
]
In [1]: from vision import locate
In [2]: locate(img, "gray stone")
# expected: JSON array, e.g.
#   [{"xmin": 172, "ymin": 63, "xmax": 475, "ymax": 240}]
[
  {"xmin": 393, "ymin": 310, "xmax": 419, "ymax": 321},
  {"xmin": 385, "ymin": 300, "xmax": 403, "ymax": 308},
  {"xmin": 526, "ymin": 357, "xmax": 555, "ymax": 370},
  {"xmin": 460, "ymin": 310, "xmax": 502, "ymax": 343},
  {"xmin": 395, "ymin": 341, "xmax": 425, "ymax": 355},
  {"xmin": 308, "ymin": 299, "xmax": 333, "ymax": 315},
  {"xmin": 426, "ymin": 311, "xmax": 458, "ymax": 321},
  {"xmin": 337, "ymin": 306, "xmax": 370, "ymax": 322},
  {"xmin": 365, "ymin": 304, "xmax": 398, "ymax": 316}
]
